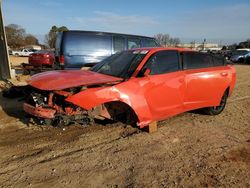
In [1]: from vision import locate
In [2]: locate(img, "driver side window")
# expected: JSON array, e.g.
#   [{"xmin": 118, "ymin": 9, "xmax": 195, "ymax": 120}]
[{"xmin": 143, "ymin": 50, "xmax": 180, "ymax": 75}]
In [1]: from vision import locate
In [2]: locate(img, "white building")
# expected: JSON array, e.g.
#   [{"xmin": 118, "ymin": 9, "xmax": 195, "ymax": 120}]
[
  {"xmin": 23, "ymin": 45, "xmax": 42, "ymax": 50},
  {"xmin": 177, "ymin": 43, "xmax": 220, "ymax": 51}
]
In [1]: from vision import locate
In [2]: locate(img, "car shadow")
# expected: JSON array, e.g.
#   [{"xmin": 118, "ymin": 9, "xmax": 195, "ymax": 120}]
[
  {"xmin": 189, "ymin": 109, "xmax": 208, "ymax": 115},
  {"xmin": 0, "ymin": 90, "xmax": 30, "ymax": 125}
]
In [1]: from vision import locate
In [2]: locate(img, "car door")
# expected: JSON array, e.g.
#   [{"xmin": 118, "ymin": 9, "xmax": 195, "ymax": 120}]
[
  {"xmin": 136, "ymin": 50, "xmax": 185, "ymax": 120},
  {"xmin": 183, "ymin": 52, "xmax": 230, "ymax": 110},
  {"xmin": 23, "ymin": 49, "xmax": 28, "ymax": 56}
]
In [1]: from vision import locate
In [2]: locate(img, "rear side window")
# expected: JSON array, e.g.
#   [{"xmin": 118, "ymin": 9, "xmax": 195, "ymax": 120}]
[
  {"xmin": 113, "ymin": 36, "xmax": 126, "ymax": 52},
  {"xmin": 213, "ymin": 55, "xmax": 225, "ymax": 66},
  {"xmin": 183, "ymin": 52, "xmax": 213, "ymax": 69},
  {"xmin": 128, "ymin": 38, "xmax": 141, "ymax": 49},
  {"xmin": 144, "ymin": 50, "xmax": 180, "ymax": 75},
  {"xmin": 143, "ymin": 38, "xmax": 158, "ymax": 47}
]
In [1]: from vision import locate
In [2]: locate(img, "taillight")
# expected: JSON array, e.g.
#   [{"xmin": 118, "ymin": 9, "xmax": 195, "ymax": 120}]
[
  {"xmin": 43, "ymin": 54, "xmax": 50, "ymax": 58},
  {"xmin": 59, "ymin": 55, "xmax": 64, "ymax": 65}
]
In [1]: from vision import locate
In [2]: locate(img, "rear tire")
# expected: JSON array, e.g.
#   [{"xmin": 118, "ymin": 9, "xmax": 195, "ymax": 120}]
[
  {"xmin": 53, "ymin": 62, "xmax": 61, "ymax": 70},
  {"xmin": 238, "ymin": 58, "xmax": 245, "ymax": 64},
  {"xmin": 204, "ymin": 90, "xmax": 228, "ymax": 115}
]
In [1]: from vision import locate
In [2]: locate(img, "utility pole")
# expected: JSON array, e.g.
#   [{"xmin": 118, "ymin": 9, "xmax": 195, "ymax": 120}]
[
  {"xmin": 0, "ymin": 0, "xmax": 11, "ymax": 80},
  {"xmin": 202, "ymin": 38, "xmax": 206, "ymax": 50}
]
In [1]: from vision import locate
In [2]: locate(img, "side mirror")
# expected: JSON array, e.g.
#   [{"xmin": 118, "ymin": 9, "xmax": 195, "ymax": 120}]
[{"xmin": 144, "ymin": 68, "xmax": 151, "ymax": 77}]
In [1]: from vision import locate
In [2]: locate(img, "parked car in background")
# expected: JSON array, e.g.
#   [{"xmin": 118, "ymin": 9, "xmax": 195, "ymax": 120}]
[
  {"xmin": 55, "ymin": 30, "xmax": 160, "ymax": 69},
  {"xmin": 12, "ymin": 49, "xmax": 34, "ymax": 57},
  {"xmin": 30, "ymin": 49, "xmax": 38, "ymax": 53},
  {"xmin": 28, "ymin": 50, "xmax": 55, "ymax": 67},
  {"xmin": 246, "ymin": 55, "xmax": 250, "ymax": 64},
  {"xmin": 8, "ymin": 50, "xmax": 13, "ymax": 55},
  {"xmin": 23, "ymin": 47, "xmax": 236, "ymax": 130},
  {"xmin": 219, "ymin": 50, "xmax": 232, "ymax": 60},
  {"xmin": 230, "ymin": 49, "xmax": 250, "ymax": 63}
]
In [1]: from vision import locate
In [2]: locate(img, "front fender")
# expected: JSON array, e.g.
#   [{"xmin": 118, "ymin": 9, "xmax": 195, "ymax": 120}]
[
  {"xmin": 66, "ymin": 85, "xmax": 153, "ymax": 127},
  {"xmin": 66, "ymin": 86, "xmax": 120, "ymax": 110}
]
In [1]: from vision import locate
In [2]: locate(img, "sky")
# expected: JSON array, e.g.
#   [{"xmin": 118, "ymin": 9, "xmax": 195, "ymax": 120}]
[{"xmin": 3, "ymin": 0, "xmax": 250, "ymax": 45}]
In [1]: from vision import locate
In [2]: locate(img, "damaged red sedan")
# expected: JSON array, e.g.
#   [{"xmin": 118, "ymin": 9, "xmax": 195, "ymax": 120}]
[{"xmin": 23, "ymin": 48, "xmax": 236, "ymax": 129}]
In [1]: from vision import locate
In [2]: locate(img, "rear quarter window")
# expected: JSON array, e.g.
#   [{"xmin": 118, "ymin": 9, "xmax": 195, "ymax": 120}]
[
  {"xmin": 213, "ymin": 55, "xmax": 225, "ymax": 66},
  {"xmin": 63, "ymin": 32, "xmax": 112, "ymax": 55},
  {"xmin": 143, "ymin": 38, "xmax": 159, "ymax": 47},
  {"xmin": 183, "ymin": 52, "xmax": 213, "ymax": 69}
]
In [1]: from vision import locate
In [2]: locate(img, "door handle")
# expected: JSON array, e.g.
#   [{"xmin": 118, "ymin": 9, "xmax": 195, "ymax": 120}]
[{"xmin": 220, "ymin": 72, "xmax": 228, "ymax": 77}]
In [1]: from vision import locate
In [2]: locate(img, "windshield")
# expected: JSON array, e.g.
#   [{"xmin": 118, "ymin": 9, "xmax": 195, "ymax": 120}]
[{"xmin": 91, "ymin": 50, "xmax": 148, "ymax": 78}]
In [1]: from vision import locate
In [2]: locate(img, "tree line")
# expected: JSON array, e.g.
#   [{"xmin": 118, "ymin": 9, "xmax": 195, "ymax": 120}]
[
  {"xmin": 6, "ymin": 23, "xmax": 182, "ymax": 50},
  {"xmin": 6, "ymin": 24, "xmax": 180, "ymax": 49},
  {"xmin": 154, "ymin": 33, "xmax": 180, "ymax": 47},
  {"xmin": 5, "ymin": 24, "xmax": 39, "ymax": 49},
  {"xmin": 5, "ymin": 24, "xmax": 68, "ymax": 49},
  {"xmin": 8, "ymin": 23, "xmax": 249, "ymax": 50},
  {"xmin": 227, "ymin": 39, "xmax": 250, "ymax": 50}
]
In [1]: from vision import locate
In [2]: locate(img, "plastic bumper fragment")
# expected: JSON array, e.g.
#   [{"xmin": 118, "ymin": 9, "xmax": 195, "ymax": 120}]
[{"xmin": 23, "ymin": 103, "xmax": 56, "ymax": 119}]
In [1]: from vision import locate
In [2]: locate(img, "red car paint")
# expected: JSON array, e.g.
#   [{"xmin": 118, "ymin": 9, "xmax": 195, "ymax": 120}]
[
  {"xmin": 28, "ymin": 50, "xmax": 55, "ymax": 67},
  {"xmin": 24, "ymin": 47, "xmax": 236, "ymax": 128},
  {"xmin": 27, "ymin": 70, "xmax": 123, "ymax": 90},
  {"xmin": 23, "ymin": 103, "xmax": 56, "ymax": 119}
]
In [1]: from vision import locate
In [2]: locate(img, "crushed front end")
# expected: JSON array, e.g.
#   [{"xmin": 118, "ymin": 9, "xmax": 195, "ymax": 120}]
[{"xmin": 23, "ymin": 87, "xmax": 92, "ymax": 126}]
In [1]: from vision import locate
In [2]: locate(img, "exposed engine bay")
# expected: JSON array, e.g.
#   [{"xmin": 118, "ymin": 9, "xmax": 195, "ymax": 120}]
[
  {"xmin": 23, "ymin": 87, "xmax": 93, "ymax": 126},
  {"xmin": 22, "ymin": 82, "xmax": 136, "ymax": 127}
]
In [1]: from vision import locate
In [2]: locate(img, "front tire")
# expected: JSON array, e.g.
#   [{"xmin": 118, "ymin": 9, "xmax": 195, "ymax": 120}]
[{"xmin": 204, "ymin": 91, "xmax": 228, "ymax": 115}]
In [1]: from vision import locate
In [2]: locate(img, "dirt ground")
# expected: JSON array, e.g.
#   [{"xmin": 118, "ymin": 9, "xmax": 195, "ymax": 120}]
[
  {"xmin": 9, "ymin": 56, "xmax": 28, "ymax": 67},
  {"xmin": 0, "ymin": 65, "xmax": 249, "ymax": 187}
]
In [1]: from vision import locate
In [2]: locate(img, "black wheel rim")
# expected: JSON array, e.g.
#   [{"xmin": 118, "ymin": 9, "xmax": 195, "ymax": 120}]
[{"xmin": 213, "ymin": 93, "xmax": 227, "ymax": 112}]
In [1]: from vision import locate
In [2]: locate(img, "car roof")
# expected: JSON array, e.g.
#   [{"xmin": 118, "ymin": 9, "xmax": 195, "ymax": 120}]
[
  {"xmin": 131, "ymin": 47, "xmax": 194, "ymax": 52},
  {"xmin": 236, "ymin": 48, "xmax": 250, "ymax": 51},
  {"xmin": 63, "ymin": 30, "xmax": 156, "ymax": 39}
]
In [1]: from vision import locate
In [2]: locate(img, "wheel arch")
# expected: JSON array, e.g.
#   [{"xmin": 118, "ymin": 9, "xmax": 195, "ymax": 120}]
[
  {"xmin": 219, "ymin": 86, "xmax": 230, "ymax": 102},
  {"xmin": 93, "ymin": 101, "xmax": 139, "ymax": 125},
  {"xmin": 66, "ymin": 86, "xmax": 153, "ymax": 126},
  {"xmin": 225, "ymin": 86, "xmax": 230, "ymax": 96}
]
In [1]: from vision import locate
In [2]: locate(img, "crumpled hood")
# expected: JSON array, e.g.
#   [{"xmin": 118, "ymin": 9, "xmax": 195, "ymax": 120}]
[{"xmin": 27, "ymin": 70, "xmax": 123, "ymax": 90}]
